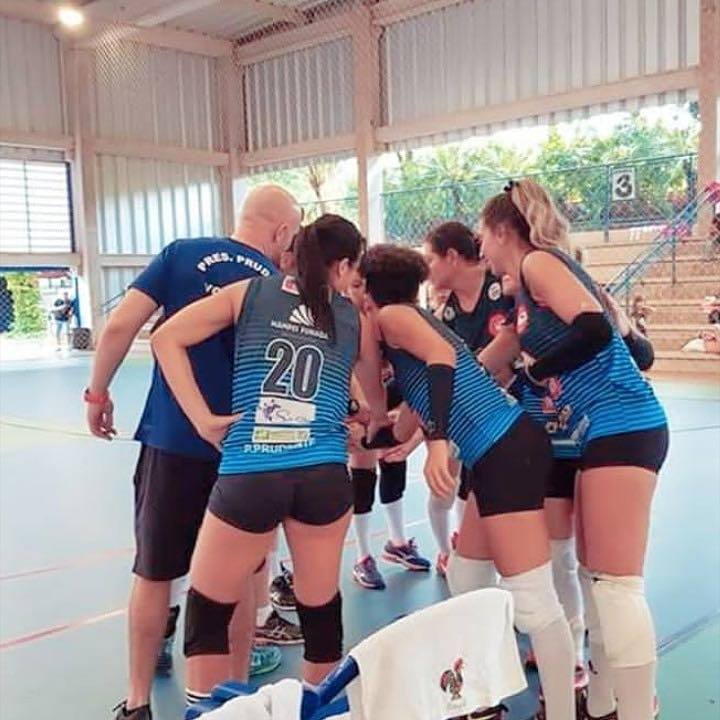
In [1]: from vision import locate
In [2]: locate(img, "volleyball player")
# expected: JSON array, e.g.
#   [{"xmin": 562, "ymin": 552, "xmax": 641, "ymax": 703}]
[
  {"xmin": 478, "ymin": 180, "xmax": 667, "ymax": 720},
  {"xmin": 423, "ymin": 221, "xmax": 514, "ymax": 576},
  {"xmin": 359, "ymin": 244, "xmax": 576, "ymax": 720},
  {"xmin": 151, "ymin": 215, "xmax": 388, "ymax": 702}
]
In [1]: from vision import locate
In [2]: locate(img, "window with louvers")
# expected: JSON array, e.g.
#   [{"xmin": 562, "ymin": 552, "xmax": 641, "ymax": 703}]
[{"xmin": 0, "ymin": 158, "xmax": 73, "ymax": 254}]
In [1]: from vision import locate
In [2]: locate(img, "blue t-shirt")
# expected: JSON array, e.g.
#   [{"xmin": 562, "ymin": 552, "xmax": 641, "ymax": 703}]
[{"xmin": 131, "ymin": 237, "xmax": 278, "ymax": 461}]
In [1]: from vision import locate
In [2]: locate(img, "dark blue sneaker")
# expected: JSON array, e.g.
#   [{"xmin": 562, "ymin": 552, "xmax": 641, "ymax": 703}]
[
  {"xmin": 381, "ymin": 538, "xmax": 431, "ymax": 571},
  {"xmin": 352, "ymin": 555, "xmax": 386, "ymax": 590}
]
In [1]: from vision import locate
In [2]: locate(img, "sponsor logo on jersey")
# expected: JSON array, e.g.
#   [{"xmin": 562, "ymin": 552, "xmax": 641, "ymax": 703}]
[
  {"xmin": 487, "ymin": 311, "xmax": 506, "ymax": 337},
  {"xmin": 442, "ymin": 305, "xmax": 456, "ymax": 322},
  {"xmin": 289, "ymin": 304, "xmax": 315, "ymax": 327},
  {"xmin": 282, "ymin": 276, "xmax": 300, "ymax": 295},
  {"xmin": 487, "ymin": 281, "xmax": 502, "ymax": 301},
  {"xmin": 251, "ymin": 427, "xmax": 311, "ymax": 444},
  {"xmin": 516, "ymin": 304, "xmax": 529, "ymax": 334},
  {"xmin": 255, "ymin": 396, "xmax": 316, "ymax": 425}
]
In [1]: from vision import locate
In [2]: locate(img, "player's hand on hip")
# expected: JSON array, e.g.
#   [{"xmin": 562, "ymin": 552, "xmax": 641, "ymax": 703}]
[{"xmin": 196, "ymin": 413, "xmax": 243, "ymax": 451}]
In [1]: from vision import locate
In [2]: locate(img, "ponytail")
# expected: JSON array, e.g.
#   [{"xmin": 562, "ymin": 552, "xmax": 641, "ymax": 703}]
[
  {"xmin": 294, "ymin": 214, "xmax": 365, "ymax": 341},
  {"xmin": 482, "ymin": 179, "xmax": 570, "ymax": 252}
]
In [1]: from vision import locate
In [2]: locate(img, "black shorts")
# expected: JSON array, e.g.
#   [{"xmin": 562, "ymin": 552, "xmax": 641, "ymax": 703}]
[
  {"xmin": 458, "ymin": 465, "xmax": 472, "ymax": 501},
  {"xmin": 209, "ymin": 463, "xmax": 353, "ymax": 534},
  {"xmin": 468, "ymin": 415, "xmax": 552, "ymax": 518},
  {"xmin": 581, "ymin": 425, "xmax": 669, "ymax": 473},
  {"xmin": 547, "ymin": 459, "xmax": 580, "ymax": 500},
  {"xmin": 133, "ymin": 445, "xmax": 218, "ymax": 581}
]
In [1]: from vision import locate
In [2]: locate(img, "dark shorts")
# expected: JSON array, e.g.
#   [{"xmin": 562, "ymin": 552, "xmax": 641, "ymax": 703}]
[
  {"xmin": 581, "ymin": 425, "xmax": 669, "ymax": 473},
  {"xmin": 209, "ymin": 463, "xmax": 353, "ymax": 534},
  {"xmin": 133, "ymin": 445, "xmax": 218, "ymax": 581},
  {"xmin": 547, "ymin": 458, "xmax": 580, "ymax": 500},
  {"xmin": 469, "ymin": 415, "xmax": 552, "ymax": 518},
  {"xmin": 458, "ymin": 465, "xmax": 472, "ymax": 501}
]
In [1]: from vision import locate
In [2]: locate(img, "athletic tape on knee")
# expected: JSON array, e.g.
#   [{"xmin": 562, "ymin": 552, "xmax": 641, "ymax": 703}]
[
  {"xmin": 590, "ymin": 573, "xmax": 656, "ymax": 668},
  {"xmin": 296, "ymin": 592, "xmax": 343, "ymax": 664},
  {"xmin": 500, "ymin": 561, "xmax": 564, "ymax": 635},
  {"xmin": 378, "ymin": 460, "xmax": 407, "ymax": 505},
  {"xmin": 446, "ymin": 553, "xmax": 497, "ymax": 596},
  {"xmin": 183, "ymin": 587, "xmax": 236, "ymax": 658},
  {"xmin": 351, "ymin": 468, "xmax": 377, "ymax": 515}
]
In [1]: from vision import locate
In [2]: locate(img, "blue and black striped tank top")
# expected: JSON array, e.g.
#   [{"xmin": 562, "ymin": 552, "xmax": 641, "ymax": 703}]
[
  {"xmin": 515, "ymin": 249, "xmax": 666, "ymax": 454},
  {"xmin": 383, "ymin": 307, "xmax": 523, "ymax": 468},
  {"xmin": 219, "ymin": 275, "xmax": 359, "ymax": 475}
]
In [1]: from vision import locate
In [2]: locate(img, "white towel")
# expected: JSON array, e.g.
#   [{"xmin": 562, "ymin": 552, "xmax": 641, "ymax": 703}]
[
  {"xmin": 346, "ymin": 588, "xmax": 526, "ymax": 720},
  {"xmin": 204, "ymin": 679, "xmax": 302, "ymax": 720}
]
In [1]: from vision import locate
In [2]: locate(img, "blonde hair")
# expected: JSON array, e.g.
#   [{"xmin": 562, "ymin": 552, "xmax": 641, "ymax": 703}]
[{"xmin": 482, "ymin": 179, "xmax": 570, "ymax": 252}]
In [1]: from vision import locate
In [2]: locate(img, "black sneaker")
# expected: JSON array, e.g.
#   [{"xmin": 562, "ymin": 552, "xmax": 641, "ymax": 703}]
[
  {"xmin": 255, "ymin": 609, "xmax": 304, "ymax": 645},
  {"xmin": 113, "ymin": 701, "xmax": 152, "ymax": 719},
  {"xmin": 270, "ymin": 563, "xmax": 296, "ymax": 612}
]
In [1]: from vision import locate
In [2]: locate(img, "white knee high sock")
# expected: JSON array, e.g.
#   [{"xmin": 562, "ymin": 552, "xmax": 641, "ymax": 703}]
[
  {"xmin": 613, "ymin": 662, "xmax": 656, "ymax": 720},
  {"xmin": 580, "ymin": 567, "xmax": 616, "ymax": 717},
  {"xmin": 532, "ymin": 618, "xmax": 576, "ymax": 720},
  {"xmin": 354, "ymin": 512, "xmax": 373, "ymax": 560},
  {"xmin": 550, "ymin": 538, "xmax": 585, "ymax": 665},
  {"xmin": 383, "ymin": 499, "xmax": 405, "ymax": 546},
  {"xmin": 501, "ymin": 563, "xmax": 575, "ymax": 720},
  {"xmin": 454, "ymin": 497, "xmax": 467, "ymax": 532},
  {"xmin": 427, "ymin": 493, "xmax": 452, "ymax": 554}
]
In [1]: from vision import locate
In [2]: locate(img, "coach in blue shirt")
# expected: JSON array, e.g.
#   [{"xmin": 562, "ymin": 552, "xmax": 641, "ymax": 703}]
[{"xmin": 85, "ymin": 186, "xmax": 302, "ymax": 720}]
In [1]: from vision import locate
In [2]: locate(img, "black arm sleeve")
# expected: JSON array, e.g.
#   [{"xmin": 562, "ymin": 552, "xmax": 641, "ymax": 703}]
[
  {"xmin": 623, "ymin": 330, "xmax": 655, "ymax": 371},
  {"xmin": 530, "ymin": 312, "xmax": 613, "ymax": 381},
  {"xmin": 425, "ymin": 364, "xmax": 454, "ymax": 441}
]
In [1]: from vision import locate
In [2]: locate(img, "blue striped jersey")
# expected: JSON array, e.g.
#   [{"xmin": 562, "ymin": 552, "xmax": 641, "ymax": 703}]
[
  {"xmin": 515, "ymin": 249, "xmax": 667, "ymax": 454},
  {"xmin": 383, "ymin": 306, "xmax": 523, "ymax": 468},
  {"xmin": 219, "ymin": 275, "xmax": 359, "ymax": 475}
]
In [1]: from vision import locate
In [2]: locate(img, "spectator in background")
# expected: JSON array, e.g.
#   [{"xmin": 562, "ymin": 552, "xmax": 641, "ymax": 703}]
[
  {"xmin": 52, "ymin": 291, "xmax": 74, "ymax": 350},
  {"xmin": 0, "ymin": 277, "xmax": 14, "ymax": 334},
  {"xmin": 630, "ymin": 294, "xmax": 654, "ymax": 337}
]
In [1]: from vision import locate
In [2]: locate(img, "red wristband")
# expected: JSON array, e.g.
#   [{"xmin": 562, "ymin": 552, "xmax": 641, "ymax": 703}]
[{"xmin": 84, "ymin": 388, "xmax": 109, "ymax": 405}]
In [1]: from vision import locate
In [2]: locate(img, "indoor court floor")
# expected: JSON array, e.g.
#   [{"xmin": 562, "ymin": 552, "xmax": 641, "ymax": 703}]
[{"xmin": 0, "ymin": 355, "xmax": 718, "ymax": 720}]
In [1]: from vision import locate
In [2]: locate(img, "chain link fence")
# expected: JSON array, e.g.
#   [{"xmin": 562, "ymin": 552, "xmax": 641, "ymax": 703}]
[{"xmin": 382, "ymin": 153, "xmax": 698, "ymax": 246}]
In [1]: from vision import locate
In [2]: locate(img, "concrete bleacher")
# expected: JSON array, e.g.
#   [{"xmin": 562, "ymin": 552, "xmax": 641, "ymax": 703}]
[{"xmin": 578, "ymin": 230, "xmax": 720, "ymax": 377}]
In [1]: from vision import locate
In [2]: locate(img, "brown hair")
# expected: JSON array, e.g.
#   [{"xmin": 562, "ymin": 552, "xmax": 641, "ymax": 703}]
[
  {"xmin": 425, "ymin": 221, "xmax": 480, "ymax": 261},
  {"xmin": 359, "ymin": 244, "xmax": 429, "ymax": 307},
  {"xmin": 482, "ymin": 179, "xmax": 570, "ymax": 251}
]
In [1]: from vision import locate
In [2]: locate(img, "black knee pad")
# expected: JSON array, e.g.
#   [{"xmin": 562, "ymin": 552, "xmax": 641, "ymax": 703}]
[
  {"xmin": 296, "ymin": 592, "xmax": 343, "ymax": 664},
  {"xmin": 378, "ymin": 460, "xmax": 406, "ymax": 505},
  {"xmin": 183, "ymin": 587, "xmax": 236, "ymax": 658},
  {"xmin": 351, "ymin": 468, "xmax": 377, "ymax": 514}
]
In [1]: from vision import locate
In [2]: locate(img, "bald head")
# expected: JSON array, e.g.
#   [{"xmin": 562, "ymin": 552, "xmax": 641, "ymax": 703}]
[{"xmin": 234, "ymin": 185, "xmax": 302, "ymax": 265}]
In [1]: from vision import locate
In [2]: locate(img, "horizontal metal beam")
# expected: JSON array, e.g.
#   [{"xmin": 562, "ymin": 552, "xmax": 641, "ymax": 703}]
[
  {"xmin": 371, "ymin": 0, "xmax": 468, "ymax": 26},
  {"xmin": 0, "ymin": 252, "xmax": 81, "ymax": 269},
  {"xmin": 89, "ymin": 137, "xmax": 230, "ymax": 167},
  {"xmin": 242, "ymin": 133, "xmax": 356, "ymax": 168},
  {"xmin": 0, "ymin": 127, "xmax": 73, "ymax": 152},
  {"xmin": 376, "ymin": 68, "xmax": 701, "ymax": 145}
]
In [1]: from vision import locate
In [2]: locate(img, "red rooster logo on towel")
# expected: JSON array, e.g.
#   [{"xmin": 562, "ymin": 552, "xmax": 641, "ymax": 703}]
[{"xmin": 440, "ymin": 658, "xmax": 465, "ymax": 701}]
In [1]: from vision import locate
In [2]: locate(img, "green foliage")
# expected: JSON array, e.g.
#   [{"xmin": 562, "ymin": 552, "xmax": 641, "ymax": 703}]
[
  {"xmin": 383, "ymin": 112, "xmax": 699, "ymax": 243},
  {"xmin": 2, "ymin": 273, "xmax": 46, "ymax": 336}
]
